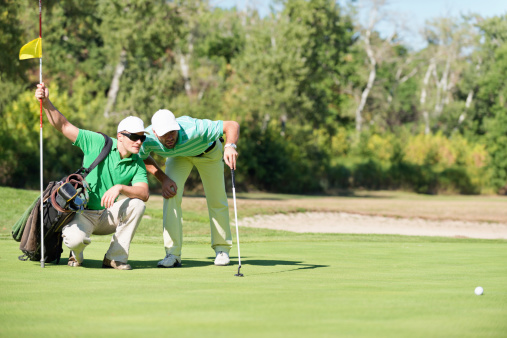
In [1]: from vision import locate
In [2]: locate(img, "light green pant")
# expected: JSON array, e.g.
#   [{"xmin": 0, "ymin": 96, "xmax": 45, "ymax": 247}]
[{"xmin": 163, "ymin": 142, "xmax": 232, "ymax": 257}]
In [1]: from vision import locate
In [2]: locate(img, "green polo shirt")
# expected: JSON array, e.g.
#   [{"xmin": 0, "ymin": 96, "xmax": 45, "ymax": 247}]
[
  {"xmin": 139, "ymin": 116, "xmax": 223, "ymax": 159},
  {"xmin": 73, "ymin": 129, "xmax": 148, "ymax": 210}
]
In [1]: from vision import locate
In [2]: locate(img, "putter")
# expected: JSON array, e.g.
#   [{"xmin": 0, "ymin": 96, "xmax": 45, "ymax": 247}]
[{"xmin": 231, "ymin": 169, "xmax": 244, "ymax": 277}]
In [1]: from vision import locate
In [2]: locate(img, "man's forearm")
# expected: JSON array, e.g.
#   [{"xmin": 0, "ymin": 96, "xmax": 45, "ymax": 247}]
[
  {"xmin": 42, "ymin": 99, "xmax": 68, "ymax": 133},
  {"xmin": 119, "ymin": 183, "xmax": 149, "ymax": 202},
  {"xmin": 40, "ymin": 98, "xmax": 79, "ymax": 142},
  {"xmin": 223, "ymin": 121, "xmax": 240, "ymax": 144},
  {"xmin": 143, "ymin": 157, "xmax": 169, "ymax": 183}
]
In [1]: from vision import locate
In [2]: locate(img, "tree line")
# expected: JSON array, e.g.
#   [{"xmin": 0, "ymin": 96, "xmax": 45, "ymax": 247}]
[{"xmin": 1, "ymin": 0, "xmax": 507, "ymax": 195}]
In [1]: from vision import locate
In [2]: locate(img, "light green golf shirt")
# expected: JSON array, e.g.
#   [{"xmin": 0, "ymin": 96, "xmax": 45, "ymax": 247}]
[
  {"xmin": 139, "ymin": 116, "xmax": 224, "ymax": 159},
  {"xmin": 74, "ymin": 129, "xmax": 148, "ymax": 210}
]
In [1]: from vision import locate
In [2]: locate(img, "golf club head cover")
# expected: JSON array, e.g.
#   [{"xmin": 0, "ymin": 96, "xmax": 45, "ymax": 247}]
[
  {"xmin": 54, "ymin": 182, "xmax": 77, "ymax": 209},
  {"xmin": 68, "ymin": 196, "xmax": 85, "ymax": 212},
  {"xmin": 57, "ymin": 182, "xmax": 78, "ymax": 203}
]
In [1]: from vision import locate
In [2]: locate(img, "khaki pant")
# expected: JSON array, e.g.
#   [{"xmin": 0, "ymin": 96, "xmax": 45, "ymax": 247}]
[
  {"xmin": 163, "ymin": 141, "xmax": 232, "ymax": 257},
  {"xmin": 62, "ymin": 198, "xmax": 145, "ymax": 263}
]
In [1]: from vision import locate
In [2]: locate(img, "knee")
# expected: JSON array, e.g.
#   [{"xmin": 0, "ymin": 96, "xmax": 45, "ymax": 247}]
[
  {"xmin": 62, "ymin": 226, "xmax": 91, "ymax": 249},
  {"xmin": 205, "ymin": 190, "xmax": 228, "ymax": 207},
  {"xmin": 123, "ymin": 198, "xmax": 146, "ymax": 219},
  {"xmin": 208, "ymin": 199, "xmax": 229, "ymax": 210},
  {"xmin": 130, "ymin": 198, "xmax": 146, "ymax": 213}
]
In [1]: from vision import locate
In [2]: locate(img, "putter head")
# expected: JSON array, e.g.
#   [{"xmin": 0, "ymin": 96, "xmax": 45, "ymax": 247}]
[{"xmin": 235, "ymin": 266, "xmax": 244, "ymax": 277}]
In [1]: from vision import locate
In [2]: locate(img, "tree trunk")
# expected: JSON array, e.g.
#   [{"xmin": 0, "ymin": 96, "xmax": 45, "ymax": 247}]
[
  {"xmin": 457, "ymin": 60, "xmax": 481, "ymax": 127},
  {"xmin": 179, "ymin": 53, "xmax": 192, "ymax": 97},
  {"xmin": 178, "ymin": 33, "xmax": 194, "ymax": 98},
  {"xmin": 356, "ymin": 62, "xmax": 376, "ymax": 134},
  {"xmin": 355, "ymin": 6, "xmax": 378, "ymax": 135},
  {"xmin": 104, "ymin": 49, "xmax": 127, "ymax": 119},
  {"xmin": 457, "ymin": 90, "xmax": 474, "ymax": 125},
  {"xmin": 434, "ymin": 56, "xmax": 451, "ymax": 115},
  {"xmin": 420, "ymin": 59, "xmax": 436, "ymax": 134}
]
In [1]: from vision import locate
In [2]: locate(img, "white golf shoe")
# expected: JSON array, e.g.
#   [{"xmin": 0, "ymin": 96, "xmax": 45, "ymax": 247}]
[
  {"xmin": 214, "ymin": 251, "xmax": 230, "ymax": 266},
  {"xmin": 157, "ymin": 254, "xmax": 182, "ymax": 268}
]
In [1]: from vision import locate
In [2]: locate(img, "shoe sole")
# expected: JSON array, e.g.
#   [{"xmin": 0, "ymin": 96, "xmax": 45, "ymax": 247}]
[
  {"xmin": 157, "ymin": 261, "xmax": 182, "ymax": 268},
  {"xmin": 102, "ymin": 263, "xmax": 132, "ymax": 270},
  {"xmin": 214, "ymin": 261, "xmax": 230, "ymax": 266}
]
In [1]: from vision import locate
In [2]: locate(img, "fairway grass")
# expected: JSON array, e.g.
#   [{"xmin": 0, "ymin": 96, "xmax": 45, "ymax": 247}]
[
  {"xmin": 1, "ymin": 235, "xmax": 506, "ymax": 337},
  {"xmin": 1, "ymin": 186, "xmax": 507, "ymax": 337}
]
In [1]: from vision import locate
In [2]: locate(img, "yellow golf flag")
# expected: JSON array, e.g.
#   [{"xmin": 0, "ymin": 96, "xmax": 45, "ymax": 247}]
[{"xmin": 19, "ymin": 38, "xmax": 42, "ymax": 60}]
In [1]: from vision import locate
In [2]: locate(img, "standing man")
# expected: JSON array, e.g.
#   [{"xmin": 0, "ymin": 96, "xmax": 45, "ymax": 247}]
[
  {"xmin": 140, "ymin": 109, "xmax": 239, "ymax": 268},
  {"xmin": 35, "ymin": 84, "xmax": 149, "ymax": 270}
]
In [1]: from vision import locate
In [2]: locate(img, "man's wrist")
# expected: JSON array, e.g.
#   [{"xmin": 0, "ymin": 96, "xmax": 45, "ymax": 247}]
[
  {"xmin": 224, "ymin": 143, "xmax": 237, "ymax": 149},
  {"xmin": 159, "ymin": 174, "xmax": 171, "ymax": 184}
]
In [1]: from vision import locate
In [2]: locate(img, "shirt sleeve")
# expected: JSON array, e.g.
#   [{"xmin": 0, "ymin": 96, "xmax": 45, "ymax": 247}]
[
  {"xmin": 138, "ymin": 142, "xmax": 149, "ymax": 160},
  {"xmin": 73, "ymin": 129, "xmax": 106, "ymax": 156},
  {"xmin": 199, "ymin": 119, "xmax": 223, "ymax": 143},
  {"xmin": 131, "ymin": 156, "xmax": 149, "ymax": 185},
  {"xmin": 138, "ymin": 126, "xmax": 155, "ymax": 160}
]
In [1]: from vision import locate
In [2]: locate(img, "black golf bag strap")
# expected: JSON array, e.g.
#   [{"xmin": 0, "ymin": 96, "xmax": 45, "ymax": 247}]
[{"xmin": 80, "ymin": 132, "xmax": 113, "ymax": 178}]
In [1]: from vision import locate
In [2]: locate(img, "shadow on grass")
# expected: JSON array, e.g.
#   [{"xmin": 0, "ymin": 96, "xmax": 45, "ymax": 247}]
[
  {"xmin": 239, "ymin": 259, "xmax": 329, "ymax": 275},
  {"xmin": 132, "ymin": 259, "xmax": 212, "ymax": 269},
  {"xmin": 59, "ymin": 258, "xmax": 160, "ymax": 270},
  {"xmin": 67, "ymin": 258, "xmax": 216, "ymax": 269},
  {"xmin": 65, "ymin": 257, "xmax": 329, "ymax": 273}
]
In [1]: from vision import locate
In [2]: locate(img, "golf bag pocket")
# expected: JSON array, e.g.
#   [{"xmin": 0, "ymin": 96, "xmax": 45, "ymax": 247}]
[{"xmin": 17, "ymin": 180, "xmax": 78, "ymax": 264}]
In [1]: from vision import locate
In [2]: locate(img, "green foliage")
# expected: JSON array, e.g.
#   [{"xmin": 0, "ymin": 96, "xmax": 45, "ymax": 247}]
[
  {"xmin": 0, "ymin": 86, "xmax": 83, "ymax": 187},
  {"xmin": 194, "ymin": 8, "xmax": 245, "ymax": 63},
  {"xmin": 329, "ymin": 131, "xmax": 490, "ymax": 194},
  {"xmin": 0, "ymin": 1, "xmax": 26, "ymax": 80},
  {"xmin": 239, "ymin": 123, "xmax": 326, "ymax": 193},
  {"xmin": 2, "ymin": 2, "xmax": 507, "ymax": 195},
  {"xmin": 473, "ymin": 17, "xmax": 507, "ymax": 191}
]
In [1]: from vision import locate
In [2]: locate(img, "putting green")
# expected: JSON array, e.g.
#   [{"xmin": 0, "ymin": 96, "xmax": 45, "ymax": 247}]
[{"xmin": 1, "ymin": 234, "xmax": 506, "ymax": 337}]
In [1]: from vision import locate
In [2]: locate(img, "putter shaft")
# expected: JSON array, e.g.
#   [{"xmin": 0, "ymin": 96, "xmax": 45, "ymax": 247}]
[{"xmin": 231, "ymin": 169, "xmax": 243, "ymax": 276}]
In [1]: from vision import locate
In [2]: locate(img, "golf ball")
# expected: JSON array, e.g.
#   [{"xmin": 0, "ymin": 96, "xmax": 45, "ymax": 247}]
[{"xmin": 474, "ymin": 286, "xmax": 484, "ymax": 295}]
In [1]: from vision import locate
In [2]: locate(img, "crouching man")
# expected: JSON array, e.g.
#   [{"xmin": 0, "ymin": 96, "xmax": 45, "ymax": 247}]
[{"xmin": 35, "ymin": 84, "xmax": 149, "ymax": 270}]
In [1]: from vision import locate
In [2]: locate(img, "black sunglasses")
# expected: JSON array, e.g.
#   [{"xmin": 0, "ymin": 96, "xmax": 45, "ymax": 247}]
[{"xmin": 121, "ymin": 132, "xmax": 146, "ymax": 143}]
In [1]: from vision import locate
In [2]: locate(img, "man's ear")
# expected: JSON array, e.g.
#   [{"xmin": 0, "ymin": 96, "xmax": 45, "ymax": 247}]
[{"xmin": 152, "ymin": 128, "xmax": 158, "ymax": 138}]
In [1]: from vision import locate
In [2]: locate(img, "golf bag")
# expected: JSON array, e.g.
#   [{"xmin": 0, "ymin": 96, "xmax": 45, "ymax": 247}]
[{"xmin": 13, "ymin": 133, "xmax": 112, "ymax": 264}]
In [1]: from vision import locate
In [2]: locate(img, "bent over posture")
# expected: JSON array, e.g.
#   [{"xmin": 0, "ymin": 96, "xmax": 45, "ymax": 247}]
[
  {"xmin": 35, "ymin": 84, "xmax": 149, "ymax": 270},
  {"xmin": 140, "ymin": 109, "xmax": 239, "ymax": 268}
]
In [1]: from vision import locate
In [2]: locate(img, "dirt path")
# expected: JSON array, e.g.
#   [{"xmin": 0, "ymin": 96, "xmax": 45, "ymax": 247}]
[{"xmin": 239, "ymin": 212, "xmax": 507, "ymax": 240}]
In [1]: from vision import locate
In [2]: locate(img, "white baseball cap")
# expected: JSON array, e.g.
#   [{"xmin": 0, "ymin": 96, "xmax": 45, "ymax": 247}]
[
  {"xmin": 117, "ymin": 116, "xmax": 148, "ymax": 134},
  {"xmin": 151, "ymin": 109, "xmax": 181, "ymax": 136}
]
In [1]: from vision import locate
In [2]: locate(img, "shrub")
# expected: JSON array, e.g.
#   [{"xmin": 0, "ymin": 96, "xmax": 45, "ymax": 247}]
[{"xmin": 326, "ymin": 131, "xmax": 491, "ymax": 194}]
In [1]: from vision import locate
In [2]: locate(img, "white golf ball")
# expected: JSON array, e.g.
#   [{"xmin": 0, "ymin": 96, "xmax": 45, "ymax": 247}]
[{"xmin": 474, "ymin": 286, "xmax": 484, "ymax": 295}]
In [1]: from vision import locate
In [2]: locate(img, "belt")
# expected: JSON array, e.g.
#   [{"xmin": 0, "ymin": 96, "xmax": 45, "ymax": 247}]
[{"xmin": 195, "ymin": 141, "xmax": 216, "ymax": 157}]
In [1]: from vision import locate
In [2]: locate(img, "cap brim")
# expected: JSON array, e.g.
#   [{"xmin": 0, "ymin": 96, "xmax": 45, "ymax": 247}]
[
  {"xmin": 119, "ymin": 130, "xmax": 149, "ymax": 135},
  {"xmin": 153, "ymin": 126, "xmax": 180, "ymax": 136}
]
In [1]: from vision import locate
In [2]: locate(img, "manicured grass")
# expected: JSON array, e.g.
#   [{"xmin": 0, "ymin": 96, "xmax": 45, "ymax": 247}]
[
  {"xmin": 1, "ymin": 236, "xmax": 506, "ymax": 337},
  {"xmin": 1, "ymin": 186, "xmax": 506, "ymax": 337}
]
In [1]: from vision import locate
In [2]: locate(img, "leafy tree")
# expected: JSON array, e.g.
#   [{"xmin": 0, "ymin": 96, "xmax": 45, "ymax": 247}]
[
  {"xmin": 0, "ymin": 0, "xmax": 501, "ymax": 195},
  {"xmin": 474, "ymin": 15, "xmax": 507, "ymax": 191}
]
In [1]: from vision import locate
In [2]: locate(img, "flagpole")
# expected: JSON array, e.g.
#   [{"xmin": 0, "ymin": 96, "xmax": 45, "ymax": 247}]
[{"xmin": 39, "ymin": 0, "xmax": 45, "ymax": 268}]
